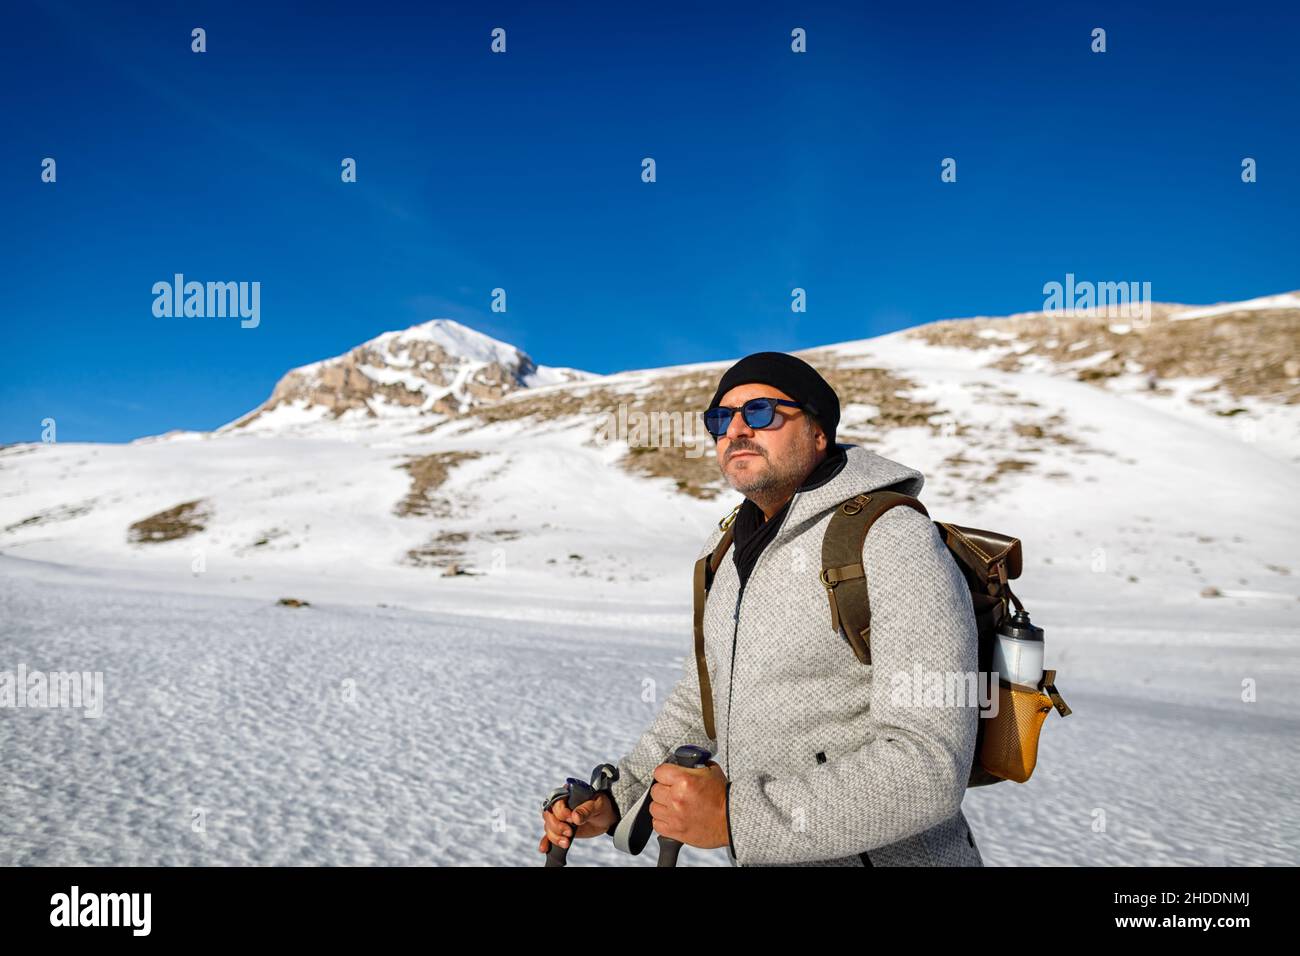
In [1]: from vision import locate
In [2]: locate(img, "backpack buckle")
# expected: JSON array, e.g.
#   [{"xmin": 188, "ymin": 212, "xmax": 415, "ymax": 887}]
[
  {"xmin": 842, "ymin": 494, "xmax": 871, "ymax": 516},
  {"xmin": 820, "ymin": 563, "xmax": 864, "ymax": 588},
  {"xmin": 992, "ymin": 558, "xmax": 1008, "ymax": 586},
  {"xmin": 719, "ymin": 503, "xmax": 741, "ymax": 531}
]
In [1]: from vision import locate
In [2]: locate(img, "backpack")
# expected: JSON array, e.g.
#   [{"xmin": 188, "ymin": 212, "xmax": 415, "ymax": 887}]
[{"xmin": 692, "ymin": 489, "xmax": 1071, "ymax": 787}]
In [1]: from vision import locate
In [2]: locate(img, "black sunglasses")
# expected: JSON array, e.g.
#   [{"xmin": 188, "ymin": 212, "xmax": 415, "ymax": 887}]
[{"xmin": 702, "ymin": 397, "xmax": 806, "ymax": 438}]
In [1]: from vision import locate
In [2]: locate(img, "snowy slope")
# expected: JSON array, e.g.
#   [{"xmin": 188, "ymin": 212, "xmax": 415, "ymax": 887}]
[
  {"xmin": 1170, "ymin": 291, "xmax": 1300, "ymax": 321},
  {"xmin": 2, "ymin": 555, "xmax": 1294, "ymax": 866}
]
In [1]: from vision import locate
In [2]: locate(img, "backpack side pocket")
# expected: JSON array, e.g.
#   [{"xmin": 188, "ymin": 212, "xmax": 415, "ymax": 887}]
[{"xmin": 978, "ymin": 677, "xmax": 1054, "ymax": 783}]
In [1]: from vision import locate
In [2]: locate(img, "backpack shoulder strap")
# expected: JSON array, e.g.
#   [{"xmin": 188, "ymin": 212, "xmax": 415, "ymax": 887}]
[
  {"xmin": 692, "ymin": 504, "xmax": 740, "ymax": 740},
  {"xmin": 821, "ymin": 491, "xmax": 929, "ymax": 665}
]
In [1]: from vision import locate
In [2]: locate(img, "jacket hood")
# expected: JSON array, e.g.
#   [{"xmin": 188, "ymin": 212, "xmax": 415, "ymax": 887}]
[{"xmin": 744, "ymin": 441, "xmax": 925, "ymax": 550}]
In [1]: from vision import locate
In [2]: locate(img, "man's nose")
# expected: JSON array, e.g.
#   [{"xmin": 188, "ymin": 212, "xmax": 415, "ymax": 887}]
[{"xmin": 725, "ymin": 410, "xmax": 754, "ymax": 442}]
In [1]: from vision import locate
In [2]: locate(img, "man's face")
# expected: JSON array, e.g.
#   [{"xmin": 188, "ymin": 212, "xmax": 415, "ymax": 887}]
[{"xmin": 712, "ymin": 383, "xmax": 827, "ymax": 497}]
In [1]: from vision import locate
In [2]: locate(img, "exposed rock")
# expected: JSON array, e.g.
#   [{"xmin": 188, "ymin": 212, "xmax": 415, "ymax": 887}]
[
  {"xmin": 128, "ymin": 500, "xmax": 210, "ymax": 544},
  {"xmin": 406, "ymin": 531, "xmax": 471, "ymax": 568},
  {"xmin": 908, "ymin": 302, "xmax": 1300, "ymax": 406},
  {"xmin": 5, "ymin": 500, "xmax": 95, "ymax": 534},
  {"xmin": 394, "ymin": 451, "xmax": 484, "ymax": 518}
]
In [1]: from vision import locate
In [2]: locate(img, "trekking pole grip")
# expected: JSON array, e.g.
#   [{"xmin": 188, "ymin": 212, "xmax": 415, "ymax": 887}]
[
  {"xmin": 657, "ymin": 745, "xmax": 713, "ymax": 868},
  {"xmin": 543, "ymin": 778, "xmax": 596, "ymax": 868}
]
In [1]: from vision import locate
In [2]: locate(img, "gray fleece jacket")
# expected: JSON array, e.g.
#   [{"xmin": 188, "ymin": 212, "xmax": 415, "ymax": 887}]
[{"xmin": 606, "ymin": 442, "xmax": 984, "ymax": 866}]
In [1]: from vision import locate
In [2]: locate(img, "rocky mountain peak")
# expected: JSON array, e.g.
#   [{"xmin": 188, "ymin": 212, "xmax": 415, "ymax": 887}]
[{"xmin": 225, "ymin": 318, "xmax": 592, "ymax": 430}]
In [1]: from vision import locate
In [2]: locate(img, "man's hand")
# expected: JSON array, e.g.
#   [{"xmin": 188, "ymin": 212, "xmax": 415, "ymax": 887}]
[
  {"xmin": 648, "ymin": 759, "xmax": 729, "ymax": 849},
  {"xmin": 538, "ymin": 791, "xmax": 617, "ymax": 855}
]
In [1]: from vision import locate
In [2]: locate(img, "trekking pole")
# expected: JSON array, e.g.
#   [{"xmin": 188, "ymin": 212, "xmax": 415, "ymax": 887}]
[
  {"xmin": 657, "ymin": 744, "xmax": 713, "ymax": 868},
  {"xmin": 542, "ymin": 763, "xmax": 619, "ymax": 868}
]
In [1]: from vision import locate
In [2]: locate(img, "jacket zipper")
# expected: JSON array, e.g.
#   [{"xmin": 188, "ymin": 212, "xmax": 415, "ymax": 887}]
[
  {"xmin": 724, "ymin": 500, "xmax": 799, "ymax": 771},
  {"xmin": 725, "ymin": 585, "xmax": 744, "ymax": 765}
]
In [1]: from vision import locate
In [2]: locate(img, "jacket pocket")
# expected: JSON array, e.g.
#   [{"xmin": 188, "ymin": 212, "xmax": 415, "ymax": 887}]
[{"xmin": 814, "ymin": 751, "xmax": 874, "ymax": 864}]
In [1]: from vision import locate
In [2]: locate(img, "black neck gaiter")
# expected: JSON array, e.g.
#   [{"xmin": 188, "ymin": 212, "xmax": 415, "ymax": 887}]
[{"xmin": 731, "ymin": 445, "xmax": 847, "ymax": 590}]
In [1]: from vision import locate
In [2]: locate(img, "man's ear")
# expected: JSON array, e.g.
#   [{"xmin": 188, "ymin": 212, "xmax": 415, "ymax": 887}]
[{"xmin": 808, "ymin": 415, "xmax": 827, "ymax": 451}]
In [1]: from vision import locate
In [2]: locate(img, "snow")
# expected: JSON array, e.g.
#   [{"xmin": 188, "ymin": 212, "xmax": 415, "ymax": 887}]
[
  {"xmin": 289, "ymin": 319, "xmax": 515, "ymax": 375},
  {"xmin": 0, "ymin": 557, "xmax": 715, "ymax": 866},
  {"xmin": 1168, "ymin": 291, "xmax": 1300, "ymax": 321},
  {"xmin": 2, "ymin": 294, "xmax": 1298, "ymax": 866},
  {"xmin": 2, "ymin": 548, "xmax": 1294, "ymax": 866},
  {"xmin": 354, "ymin": 363, "xmax": 432, "ymax": 391},
  {"xmin": 1063, "ymin": 349, "xmax": 1114, "ymax": 370},
  {"xmin": 521, "ymin": 363, "xmax": 592, "ymax": 388},
  {"xmin": 380, "ymin": 319, "xmax": 528, "ymax": 368}
]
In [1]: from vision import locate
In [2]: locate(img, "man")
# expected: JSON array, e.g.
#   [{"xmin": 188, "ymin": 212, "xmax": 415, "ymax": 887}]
[{"xmin": 540, "ymin": 351, "xmax": 983, "ymax": 866}]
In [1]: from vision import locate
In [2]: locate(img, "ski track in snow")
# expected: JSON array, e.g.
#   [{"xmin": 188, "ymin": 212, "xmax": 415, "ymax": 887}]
[{"xmin": 2, "ymin": 561, "xmax": 1296, "ymax": 866}]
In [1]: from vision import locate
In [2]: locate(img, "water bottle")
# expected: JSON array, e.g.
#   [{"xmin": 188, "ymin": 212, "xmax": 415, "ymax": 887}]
[{"xmin": 992, "ymin": 609, "xmax": 1045, "ymax": 688}]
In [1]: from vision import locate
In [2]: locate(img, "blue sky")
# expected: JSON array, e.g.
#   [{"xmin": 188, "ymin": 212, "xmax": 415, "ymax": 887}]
[{"xmin": 2, "ymin": 0, "xmax": 1296, "ymax": 443}]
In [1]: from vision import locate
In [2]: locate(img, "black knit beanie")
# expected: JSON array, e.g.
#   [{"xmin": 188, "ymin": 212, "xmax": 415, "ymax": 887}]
[{"xmin": 707, "ymin": 351, "xmax": 840, "ymax": 445}]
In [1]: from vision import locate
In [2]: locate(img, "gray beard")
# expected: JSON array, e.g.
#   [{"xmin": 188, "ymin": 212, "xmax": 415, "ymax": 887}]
[{"xmin": 726, "ymin": 453, "xmax": 807, "ymax": 499}]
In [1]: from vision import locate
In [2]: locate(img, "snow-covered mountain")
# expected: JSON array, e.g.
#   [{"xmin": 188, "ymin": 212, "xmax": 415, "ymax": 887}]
[
  {"xmin": 221, "ymin": 318, "xmax": 593, "ymax": 435},
  {"xmin": 2, "ymin": 293, "xmax": 1297, "ymax": 611}
]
